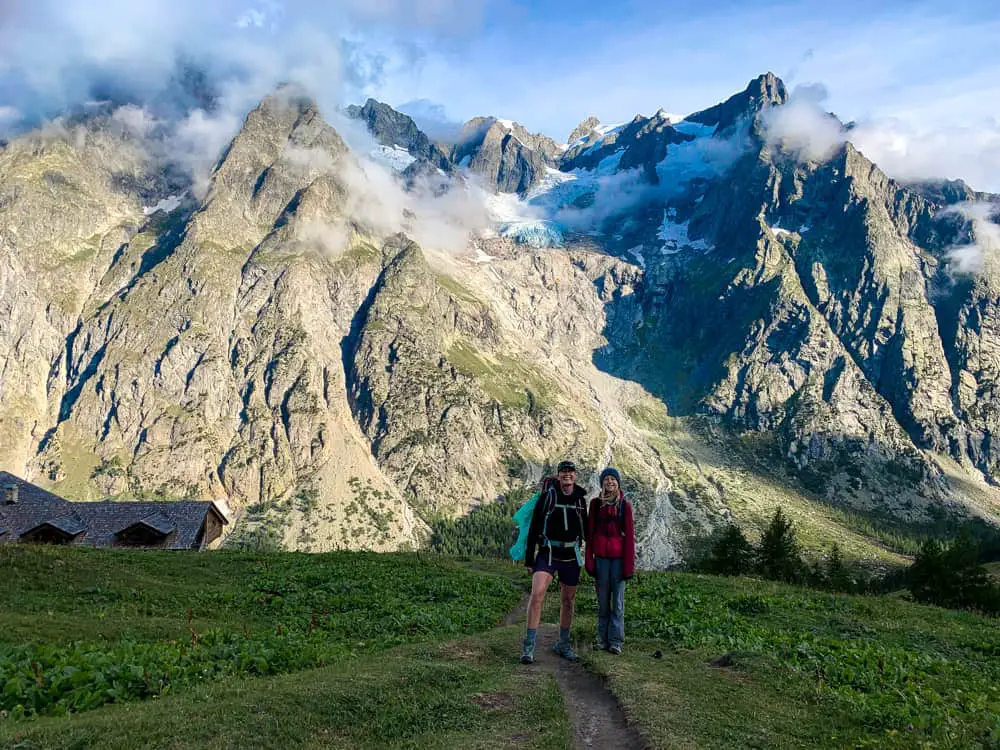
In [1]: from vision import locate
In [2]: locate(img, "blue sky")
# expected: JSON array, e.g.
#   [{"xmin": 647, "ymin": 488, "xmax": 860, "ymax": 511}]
[
  {"xmin": 1, "ymin": 0, "xmax": 999, "ymax": 187},
  {"xmin": 373, "ymin": 0, "xmax": 1000, "ymax": 137}
]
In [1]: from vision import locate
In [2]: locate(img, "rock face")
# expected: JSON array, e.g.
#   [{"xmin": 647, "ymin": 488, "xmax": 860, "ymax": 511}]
[
  {"xmin": 345, "ymin": 98, "xmax": 451, "ymax": 171},
  {"xmin": 3, "ymin": 74, "xmax": 1000, "ymax": 563},
  {"xmin": 686, "ymin": 72, "xmax": 788, "ymax": 133},
  {"xmin": 560, "ymin": 110, "xmax": 694, "ymax": 180},
  {"xmin": 343, "ymin": 234, "xmax": 605, "ymax": 515},
  {"xmin": 7, "ymin": 89, "xmax": 429, "ymax": 551},
  {"xmin": 568, "ymin": 116, "xmax": 601, "ymax": 146},
  {"xmin": 451, "ymin": 117, "xmax": 560, "ymax": 193},
  {"xmin": 592, "ymin": 80, "xmax": 1000, "ymax": 522}
]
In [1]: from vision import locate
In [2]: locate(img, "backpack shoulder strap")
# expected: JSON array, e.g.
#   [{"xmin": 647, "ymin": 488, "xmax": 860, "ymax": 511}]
[{"xmin": 543, "ymin": 484, "xmax": 557, "ymax": 515}]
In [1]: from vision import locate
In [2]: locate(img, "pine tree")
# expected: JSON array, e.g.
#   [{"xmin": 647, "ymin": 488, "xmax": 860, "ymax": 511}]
[
  {"xmin": 757, "ymin": 508, "xmax": 804, "ymax": 583},
  {"xmin": 824, "ymin": 543, "xmax": 852, "ymax": 592},
  {"xmin": 908, "ymin": 533, "xmax": 1000, "ymax": 614},
  {"xmin": 703, "ymin": 524, "xmax": 755, "ymax": 576}
]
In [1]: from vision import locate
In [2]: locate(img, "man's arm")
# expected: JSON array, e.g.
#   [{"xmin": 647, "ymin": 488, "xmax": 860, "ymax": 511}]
[{"xmin": 524, "ymin": 482, "xmax": 549, "ymax": 568}]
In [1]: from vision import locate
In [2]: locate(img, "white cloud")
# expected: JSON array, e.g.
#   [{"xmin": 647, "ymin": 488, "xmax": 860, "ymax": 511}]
[
  {"xmin": 111, "ymin": 104, "xmax": 159, "ymax": 137},
  {"xmin": 0, "ymin": 0, "xmax": 483, "ymax": 131},
  {"xmin": 274, "ymin": 117, "xmax": 491, "ymax": 254},
  {"xmin": 850, "ymin": 120, "xmax": 1000, "ymax": 193},
  {"xmin": 397, "ymin": 98, "xmax": 463, "ymax": 142},
  {"xmin": 294, "ymin": 218, "xmax": 352, "ymax": 257},
  {"xmin": 760, "ymin": 82, "xmax": 1000, "ymax": 193},
  {"xmin": 151, "ymin": 105, "xmax": 243, "ymax": 197},
  {"xmin": 943, "ymin": 202, "xmax": 1000, "ymax": 276},
  {"xmin": 763, "ymin": 83, "xmax": 845, "ymax": 162},
  {"xmin": 236, "ymin": 10, "xmax": 268, "ymax": 29}
]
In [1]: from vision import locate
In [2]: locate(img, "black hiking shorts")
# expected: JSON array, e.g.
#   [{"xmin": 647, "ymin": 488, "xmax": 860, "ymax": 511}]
[{"xmin": 532, "ymin": 550, "xmax": 581, "ymax": 586}]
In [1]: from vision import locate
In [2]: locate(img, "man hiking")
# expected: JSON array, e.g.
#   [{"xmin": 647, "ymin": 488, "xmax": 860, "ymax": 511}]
[
  {"xmin": 585, "ymin": 467, "xmax": 636, "ymax": 655},
  {"xmin": 521, "ymin": 460, "xmax": 589, "ymax": 664}
]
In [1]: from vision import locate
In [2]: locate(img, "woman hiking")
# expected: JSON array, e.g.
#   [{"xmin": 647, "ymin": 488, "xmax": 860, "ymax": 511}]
[{"xmin": 585, "ymin": 467, "xmax": 636, "ymax": 655}]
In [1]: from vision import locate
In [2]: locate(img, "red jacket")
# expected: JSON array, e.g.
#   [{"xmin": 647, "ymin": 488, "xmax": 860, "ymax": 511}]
[{"xmin": 585, "ymin": 493, "xmax": 636, "ymax": 579}]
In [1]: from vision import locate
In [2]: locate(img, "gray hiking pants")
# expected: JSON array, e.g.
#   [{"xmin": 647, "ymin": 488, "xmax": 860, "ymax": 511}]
[{"xmin": 595, "ymin": 556, "xmax": 626, "ymax": 647}]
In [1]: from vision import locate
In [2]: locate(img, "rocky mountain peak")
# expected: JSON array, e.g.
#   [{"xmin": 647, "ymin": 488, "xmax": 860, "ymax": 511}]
[
  {"xmin": 345, "ymin": 98, "xmax": 451, "ymax": 172},
  {"xmin": 559, "ymin": 109, "xmax": 691, "ymax": 178},
  {"xmin": 4, "ymin": 77, "xmax": 1000, "ymax": 564},
  {"xmin": 905, "ymin": 178, "xmax": 991, "ymax": 206},
  {"xmin": 468, "ymin": 117, "xmax": 561, "ymax": 160},
  {"xmin": 568, "ymin": 116, "xmax": 600, "ymax": 145},
  {"xmin": 687, "ymin": 72, "xmax": 788, "ymax": 133},
  {"xmin": 450, "ymin": 116, "xmax": 557, "ymax": 194}
]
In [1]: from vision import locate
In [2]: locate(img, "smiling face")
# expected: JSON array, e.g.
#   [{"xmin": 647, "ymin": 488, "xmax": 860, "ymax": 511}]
[
  {"xmin": 557, "ymin": 468, "xmax": 576, "ymax": 493},
  {"xmin": 602, "ymin": 475, "xmax": 620, "ymax": 495}
]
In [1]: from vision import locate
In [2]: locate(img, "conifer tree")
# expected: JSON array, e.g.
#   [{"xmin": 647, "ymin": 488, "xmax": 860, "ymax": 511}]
[{"xmin": 757, "ymin": 507, "xmax": 803, "ymax": 583}]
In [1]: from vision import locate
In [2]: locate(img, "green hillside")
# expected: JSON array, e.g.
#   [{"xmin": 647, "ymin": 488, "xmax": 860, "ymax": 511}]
[{"xmin": 2, "ymin": 547, "xmax": 999, "ymax": 748}]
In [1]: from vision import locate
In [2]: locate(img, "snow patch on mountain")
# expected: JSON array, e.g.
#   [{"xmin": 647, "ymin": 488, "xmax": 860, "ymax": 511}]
[
  {"xmin": 369, "ymin": 145, "xmax": 417, "ymax": 173},
  {"xmin": 655, "ymin": 120, "xmax": 741, "ymax": 194},
  {"xmin": 655, "ymin": 109, "xmax": 687, "ymax": 123},
  {"xmin": 143, "ymin": 194, "xmax": 184, "ymax": 216},
  {"xmin": 658, "ymin": 209, "xmax": 710, "ymax": 254},
  {"xmin": 474, "ymin": 113, "xmax": 743, "ymax": 249}
]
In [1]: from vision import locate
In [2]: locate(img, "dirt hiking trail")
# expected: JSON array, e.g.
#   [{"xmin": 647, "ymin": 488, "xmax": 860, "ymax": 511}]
[{"xmin": 503, "ymin": 595, "xmax": 648, "ymax": 749}]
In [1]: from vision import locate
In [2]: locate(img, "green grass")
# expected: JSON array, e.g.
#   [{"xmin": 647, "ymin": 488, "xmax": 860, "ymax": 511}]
[
  {"xmin": 7, "ymin": 548, "xmax": 1000, "ymax": 748},
  {"xmin": 0, "ymin": 627, "xmax": 570, "ymax": 750},
  {"xmin": 588, "ymin": 646, "xmax": 861, "ymax": 749},
  {"xmin": 0, "ymin": 547, "xmax": 522, "ymax": 719},
  {"xmin": 436, "ymin": 273, "xmax": 484, "ymax": 307},
  {"xmin": 445, "ymin": 340, "xmax": 556, "ymax": 413},
  {"xmin": 573, "ymin": 573, "xmax": 1000, "ymax": 749}
]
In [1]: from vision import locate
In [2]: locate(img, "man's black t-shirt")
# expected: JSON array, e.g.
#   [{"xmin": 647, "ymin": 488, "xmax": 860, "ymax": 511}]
[{"xmin": 526, "ymin": 482, "xmax": 588, "ymax": 564}]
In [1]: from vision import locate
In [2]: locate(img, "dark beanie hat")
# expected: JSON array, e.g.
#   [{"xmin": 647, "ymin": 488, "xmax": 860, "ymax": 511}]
[{"xmin": 599, "ymin": 467, "xmax": 621, "ymax": 485}]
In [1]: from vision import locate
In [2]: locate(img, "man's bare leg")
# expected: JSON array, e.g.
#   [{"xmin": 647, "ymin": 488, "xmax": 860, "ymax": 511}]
[
  {"xmin": 526, "ymin": 570, "xmax": 553, "ymax": 629},
  {"xmin": 521, "ymin": 570, "xmax": 553, "ymax": 663},
  {"xmin": 559, "ymin": 583, "xmax": 577, "ymax": 630},
  {"xmin": 552, "ymin": 582, "xmax": 580, "ymax": 661}
]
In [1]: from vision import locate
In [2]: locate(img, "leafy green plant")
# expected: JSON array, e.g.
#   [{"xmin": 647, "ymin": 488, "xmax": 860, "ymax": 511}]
[
  {"xmin": 594, "ymin": 572, "xmax": 1000, "ymax": 746},
  {"xmin": 0, "ymin": 550, "xmax": 521, "ymax": 720}
]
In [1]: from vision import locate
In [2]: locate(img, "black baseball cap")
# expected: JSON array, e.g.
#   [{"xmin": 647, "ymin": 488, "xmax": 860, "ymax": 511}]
[{"xmin": 556, "ymin": 460, "xmax": 577, "ymax": 473}]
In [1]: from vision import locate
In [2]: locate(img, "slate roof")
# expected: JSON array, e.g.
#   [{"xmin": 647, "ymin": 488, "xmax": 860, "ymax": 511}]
[
  {"xmin": 129, "ymin": 511, "xmax": 177, "ymax": 536},
  {"xmin": 42, "ymin": 512, "xmax": 88, "ymax": 537},
  {"xmin": 74, "ymin": 501, "xmax": 226, "ymax": 549},
  {"xmin": 0, "ymin": 471, "xmax": 228, "ymax": 550},
  {"xmin": 0, "ymin": 471, "xmax": 74, "ymax": 507},
  {"xmin": 0, "ymin": 471, "xmax": 73, "ymax": 541}
]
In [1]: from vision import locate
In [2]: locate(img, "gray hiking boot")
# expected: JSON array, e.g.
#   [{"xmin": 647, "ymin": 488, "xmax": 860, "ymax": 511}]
[
  {"xmin": 520, "ymin": 639, "xmax": 535, "ymax": 664},
  {"xmin": 608, "ymin": 644, "xmax": 622, "ymax": 656},
  {"xmin": 552, "ymin": 640, "xmax": 579, "ymax": 662}
]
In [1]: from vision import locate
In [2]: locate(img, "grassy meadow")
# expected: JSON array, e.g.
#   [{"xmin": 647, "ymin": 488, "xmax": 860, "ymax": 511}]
[{"xmin": 2, "ymin": 546, "xmax": 1000, "ymax": 748}]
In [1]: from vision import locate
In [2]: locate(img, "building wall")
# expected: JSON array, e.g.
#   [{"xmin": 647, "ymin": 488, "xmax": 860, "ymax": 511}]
[{"xmin": 199, "ymin": 513, "xmax": 226, "ymax": 550}]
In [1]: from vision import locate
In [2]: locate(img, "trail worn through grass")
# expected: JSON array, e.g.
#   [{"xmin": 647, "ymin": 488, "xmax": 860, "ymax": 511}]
[
  {"xmin": 535, "ymin": 624, "xmax": 647, "ymax": 750},
  {"xmin": 504, "ymin": 593, "xmax": 647, "ymax": 750}
]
